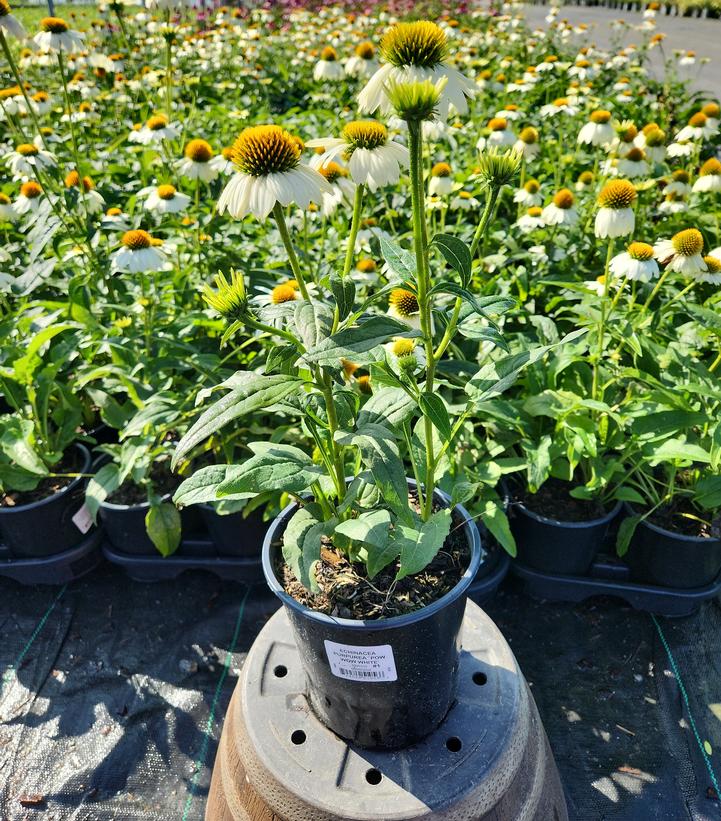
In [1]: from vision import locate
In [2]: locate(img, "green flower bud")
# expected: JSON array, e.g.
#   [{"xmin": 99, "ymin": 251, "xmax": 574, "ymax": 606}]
[
  {"xmin": 202, "ymin": 269, "xmax": 250, "ymax": 321},
  {"xmin": 476, "ymin": 147, "xmax": 522, "ymax": 189},
  {"xmin": 385, "ymin": 78, "xmax": 447, "ymax": 122}
]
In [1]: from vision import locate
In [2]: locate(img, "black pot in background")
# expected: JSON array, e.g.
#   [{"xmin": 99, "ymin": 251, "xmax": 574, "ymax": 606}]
[
  {"xmin": 199, "ymin": 503, "xmax": 268, "ymax": 557},
  {"xmin": 624, "ymin": 503, "xmax": 721, "ymax": 589},
  {"xmin": 507, "ymin": 482, "xmax": 622, "ymax": 576},
  {"xmin": 262, "ymin": 489, "xmax": 482, "ymax": 750},
  {"xmin": 0, "ymin": 443, "xmax": 93, "ymax": 558}
]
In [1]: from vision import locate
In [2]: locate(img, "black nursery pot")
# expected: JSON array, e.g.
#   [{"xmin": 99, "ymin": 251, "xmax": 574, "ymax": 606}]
[
  {"xmin": 262, "ymin": 490, "xmax": 481, "ymax": 750},
  {"xmin": 0, "ymin": 443, "xmax": 93, "ymax": 558},
  {"xmin": 624, "ymin": 503, "xmax": 721, "ymax": 589},
  {"xmin": 199, "ymin": 503, "xmax": 268, "ymax": 557},
  {"xmin": 508, "ymin": 485, "xmax": 622, "ymax": 576}
]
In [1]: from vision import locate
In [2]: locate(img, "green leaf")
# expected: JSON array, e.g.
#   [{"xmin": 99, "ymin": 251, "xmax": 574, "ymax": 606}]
[
  {"xmin": 335, "ymin": 509, "xmax": 395, "ymax": 577},
  {"xmin": 294, "ymin": 300, "xmax": 333, "ymax": 349},
  {"xmin": 172, "ymin": 373, "xmax": 303, "ymax": 468},
  {"xmin": 478, "ymin": 492, "xmax": 517, "ymax": 557},
  {"xmin": 694, "ymin": 476, "xmax": 721, "ymax": 511},
  {"xmin": 266, "ymin": 344, "xmax": 298, "ymax": 375},
  {"xmin": 378, "ymin": 232, "xmax": 416, "ymax": 280},
  {"xmin": 0, "ymin": 418, "xmax": 47, "ymax": 476},
  {"xmin": 431, "ymin": 233, "xmax": 472, "ymax": 287},
  {"xmin": 631, "ymin": 411, "xmax": 707, "ymax": 439},
  {"xmin": 527, "ymin": 435, "xmax": 552, "ymax": 493},
  {"xmin": 646, "ymin": 439, "xmax": 711, "ymax": 465},
  {"xmin": 329, "ymin": 273, "xmax": 356, "ymax": 321},
  {"xmin": 451, "ymin": 481, "xmax": 480, "ymax": 507},
  {"xmin": 282, "ymin": 507, "xmax": 336, "ymax": 592},
  {"xmin": 395, "ymin": 508, "xmax": 452, "ymax": 581},
  {"xmin": 303, "ymin": 316, "xmax": 419, "ymax": 367},
  {"xmin": 616, "ymin": 514, "xmax": 642, "ymax": 557},
  {"xmin": 358, "ymin": 386, "xmax": 415, "ymax": 428},
  {"xmin": 145, "ymin": 503, "xmax": 182, "ymax": 557},
  {"xmin": 216, "ymin": 443, "xmax": 325, "ymax": 496},
  {"xmin": 85, "ymin": 463, "xmax": 121, "ymax": 522},
  {"xmin": 173, "ymin": 464, "xmax": 254, "ymax": 507},
  {"xmin": 419, "ymin": 393, "xmax": 452, "ymax": 442},
  {"xmin": 611, "ymin": 486, "xmax": 646, "ymax": 505}
]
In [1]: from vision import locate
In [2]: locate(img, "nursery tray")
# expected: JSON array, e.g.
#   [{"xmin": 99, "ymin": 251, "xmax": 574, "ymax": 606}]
[
  {"xmin": 467, "ymin": 549, "xmax": 511, "ymax": 606},
  {"xmin": 511, "ymin": 558, "xmax": 721, "ymax": 617},
  {"xmin": 0, "ymin": 528, "xmax": 104, "ymax": 585},
  {"xmin": 102, "ymin": 538, "xmax": 265, "ymax": 584}
]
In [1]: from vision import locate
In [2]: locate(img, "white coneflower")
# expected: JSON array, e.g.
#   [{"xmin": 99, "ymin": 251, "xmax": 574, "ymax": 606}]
[
  {"xmin": 516, "ymin": 206, "xmax": 544, "ymax": 233},
  {"xmin": 477, "ymin": 117, "xmax": 515, "ymax": 150},
  {"xmin": 536, "ymin": 54, "xmax": 560, "ymax": 73},
  {"xmin": 307, "ymin": 120, "xmax": 408, "ymax": 192},
  {"xmin": 654, "ymin": 228, "xmax": 707, "ymax": 276},
  {"xmin": 577, "ymin": 109, "xmax": 615, "ymax": 147},
  {"xmin": 14, "ymin": 180, "xmax": 44, "ymax": 214},
  {"xmin": 101, "ymin": 206, "xmax": 130, "ymax": 232},
  {"xmin": 345, "ymin": 41, "xmax": 379, "ymax": 78},
  {"xmin": 428, "ymin": 161, "xmax": 454, "ymax": 195},
  {"xmin": 65, "ymin": 170, "xmax": 104, "ymax": 213},
  {"xmin": 178, "ymin": 139, "xmax": 219, "ymax": 183},
  {"xmin": 314, "ymin": 45, "xmax": 344, "ymax": 82},
  {"xmin": 609, "ymin": 241, "xmax": 659, "ymax": 282},
  {"xmin": 142, "ymin": 183, "xmax": 191, "ymax": 214},
  {"xmin": 218, "ymin": 125, "xmax": 331, "ymax": 221},
  {"xmin": 131, "ymin": 114, "xmax": 180, "ymax": 146},
  {"xmin": 539, "ymin": 97, "xmax": 578, "ymax": 118},
  {"xmin": 702, "ymin": 102, "xmax": 720, "ymax": 128},
  {"xmin": 634, "ymin": 123, "xmax": 666, "ymax": 162},
  {"xmin": 209, "ymin": 146, "xmax": 235, "ymax": 176},
  {"xmin": 575, "ymin": 170, "xmax": 595, "ymax": 192},
  {"xmin": 4, "ymin": 142, "xmax": 55, "ymax": 178},
  {"xmin": 595, "ymin": 179, "xmax": 637, "ymax": 238},
  {"xmin": 513, "ymin": 126, "xmax": 540, "ymax": 161},
  {"xmin": 697, "ymin": 254, "xmax": 721, "ymax": 285},
  {"xmin": 675, "ymin": 111, "xmax": 717, "ymax": 142},
  {"xmin": 541, "ymin": 189, "xmax": 579, "ymax": 226},
  {"xmin": 358, "ymin": 20, "xmax": 475, "ymax": 121},
  {"xmin": 316, "ymin": 161, "xmax": 355, "ymax": 217},
  {"xmin": 450, "ymin": 190, "xmax": 479, "ymax": 210},
  {"xmin": 665, "ymin": 170, "xmax": 692, "ymax": 196},
  {"xmin": 616, "ymin": 146, "xmax": 649, "ymax": 178},
  {"xmin": 692, "ymin": 158, "xmax": 721, "ymax": 193},
  {"xmin": 388, "ymin": 287, "xmax": 421, "ymax": 330},
  {"xmin": 666, "ymin": 139, "xmax": 695, "ymax": 159},
  {"xmin": 253, "ymin": 280, "xmax": 304, "ymax": 308},
  {"xmin": 33, "ymin": 16, "xmax": 84, "ymax": 53},
  {"xmin": 0, "ymin": 192, "xmax": 17, "ymax": 221},
  {"xmin": 659, "ymin": 192, "xmax": 687, "ymax": 215},
  {"xmin": 31, "ymin": 90, "xmax": 51, "ymax": 114},
  {"xmin": 584, "ymin": 274, "xmax": 610, "ymax": 296},
  {"xmin": 112, "ymin": 229, "xmax": 168, "ymax": 273},
  {"xmin": 495, "ymin": 104, "xmax": 523, "ymax": 121},
  {"xmin": 0, "ymin": 0, "xmax": 26, "ymax": 39},
  {"xmin": 513, "ymin": 178, "xmax": 542, "ymax": 207}
]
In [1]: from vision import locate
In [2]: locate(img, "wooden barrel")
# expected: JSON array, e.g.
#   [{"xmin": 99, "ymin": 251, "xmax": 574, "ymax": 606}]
[{"xmin": 206, "ymin": 600, "xmax": 568, "ymax": 821}]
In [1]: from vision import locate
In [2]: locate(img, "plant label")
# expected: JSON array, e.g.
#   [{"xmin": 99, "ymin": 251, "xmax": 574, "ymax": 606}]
[
  {"xmin": 323, "ymin": 640, "xmax": 397, "ymax": 682},
  {"xmin": 72, "ymin": 504, "xmax": 93, "ymax": 535}
]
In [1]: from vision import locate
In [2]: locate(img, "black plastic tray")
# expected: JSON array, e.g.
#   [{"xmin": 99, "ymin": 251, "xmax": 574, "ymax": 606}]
[
  {"xmin": 511, "ymin": 557, "xmax": 721, "ymax": 617},
  {"xmin": 102, "ymin": 538, "xmax": 265, "ymax": 584},
  {"xmin": 468, "ymin": 549, "xmax": 511, "ymax": 606},
  {"xmin": 0, "ymin": 528, "xmax": 104, "ymax": 584}
]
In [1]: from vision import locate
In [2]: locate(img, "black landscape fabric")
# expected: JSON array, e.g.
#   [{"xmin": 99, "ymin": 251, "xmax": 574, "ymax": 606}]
[{"xmin": 1, "ymin": 565, "xmax": 720, "ymax": 821}]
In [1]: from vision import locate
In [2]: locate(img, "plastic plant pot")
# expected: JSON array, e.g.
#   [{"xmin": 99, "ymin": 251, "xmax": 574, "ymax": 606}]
[
  {"xmin": 624, "ymin": 503, "xmax": 721, "ymax": 589},
  {"xmin": 199, "ymin": 503, "xmax": 268, "ymax": 558},
  {"xmin": 262, "ymin": 487, "xmax": 482, "ymax": 750},
  {"xmin": 0, "ymin": 443, "xmax": 93, "ymax": 558},
  {"xmin": 508, "ymin": 483, "xmax": 622, "ymax": 576}
]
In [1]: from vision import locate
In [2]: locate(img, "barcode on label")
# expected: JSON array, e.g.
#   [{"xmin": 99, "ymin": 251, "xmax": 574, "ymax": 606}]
[
  {"xmin": 338, "ymin": 668, "xmax": 384, "ymax": 679},
  {"xmin": 324, "ymin": 640, "xmax": 397, "ymax": 682}
]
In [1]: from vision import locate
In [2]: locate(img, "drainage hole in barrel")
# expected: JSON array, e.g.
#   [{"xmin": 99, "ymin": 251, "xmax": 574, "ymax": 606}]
[
  {"xmin": 291, "ymin": 730, "xmax": 306, "ymax": 745},
  {"xmin": 446, "ymin": 737, "xmax": 462, "ymax": 753},
  {"xmin": 472, "ymin": 671, "xmax": 487, "ymax": 686},
  {"xmin": 365, "ymin": 768, "xmax": 382, "ymax": 785},
  {"xmin": 274, "ymin": 665, "xmax": 288, "ymax": 678}
]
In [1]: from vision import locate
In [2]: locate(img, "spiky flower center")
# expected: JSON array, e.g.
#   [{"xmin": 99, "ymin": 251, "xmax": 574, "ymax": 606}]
[
  {"xmin": 357, "ymin": 258, "xmax": 376, "ymax": 273},
  {"xmin": 20, "ymin": 181, "xmax": 41, "ymax": 198},
  {"xmin": 33, "ymin": 91, "xmax": 49, "ymax": 103},
  {"xmin": 342, "ymin": 120, "xmax": 387, "ymax": 151},
  {"xmin": 527, "ymin": 206, "xmax": 542, "ymax": 217},
  {"xmin": 688, "ymin": 112, "xmax": 707, "ymax": 128},
  {"xmin": 185, "ymin": 139, "xmax": 213, "ymax": 163},
  {"xmin": 671, "ymin": 228, "xmax": 703, "ymax": 256},
  {"xmin": 590, "ymin": 109, "xmax": 611, "ymax": 124},
  {"xmin": 552, "ymin": 97, "xmax": 569, "ymax": 107},
  {"xmin": 230, "ymin": 125, "xmax": 301, "ymax": 176},
  {"xmin": 16, "ymin": 143, "xmax": 38, "ymax": 156},
  {"xmin": 355, "ymin": 41, "xmax": 375, "ymax": 59},
  {"xmin": 672, "ymin": 169, "xmax": 690, "ymax": 183},
  {"xmin": 318, "ymin": 161, "xmax": 347, "ymax": 183},
  {"xmin": 431, "ymin": 162, "xmax": 451, "ymax": 178},
  {"xmin": 644, "ymin": 127, "xmax": 665, "ymax": 147},
  {"xmin": 389, "ymin": 288, "xmax": 419, "ymax": 317},
  {"xmin": 700, "ymin": 158, "xmax": 721, "ymax": 176},
  {"xmin": 271, "ymin": 283, "xmax": 297, "ymax": 304},
  {"xmin": 553, "ymin": 189, "xmax": 574, "ymax": 209},
  {"xmin": 146, "ymin": 114, "xmax": 169, "ymax": 131},
  {"xmin": 524, "ymin": 179, "xmax": 540, "ymax": 194},
  {"xmin": 488, "ymin": 117, "xmax": 507, "ymax": 132},
  {"xmin": 157, "ymin": 184, "xmax": 177, "ymax": 199},
  {"xmin": 519, "ymin": 126, "xmax": 538, "ymax": 144},
  {"xmin": 625, "ymin": 147, "xmax": 645, "ymax": 163},
  {"xmin": 0, "ymin": 0, "xmax": 10, "ymax": 18},
  {"xmin": 106, "ymin": 207, "xmax": 122, "ymax": 216},
  {"xmin": 598, "ymin": 179, "xmax": 636, "ymax": 209},
  {"xmin": 619, "ymin": 124, "xmax": 637, "ymax": 142},
  {"xmin": 578, "ymin": 171, "xmax": 594, "ymax": 185},
  {"xmin": 380, "ymin": 21, "xmax": 448, "ymax": 69},
  {"xmin": 122, "ymin": 229, "xmax": 153, "ymax": 250},
  {"xmin": 703, "ymin": 255, "xmax": 721, "ymax": 274},
  {"xmin": 40, "ymin": 16, "xmax": 69, "ymax": 32},
  {"xmin": 320, "ymin": 46, "xmax": 337, "ymax": 61},
  {"xmin": 0, "ymin": 193, "xmax": 10, "ymax": 204},
  {"xmin": 702, "ymin": 102, "xmax": 720, "ymax": 118},
  {"xmin": 627, "ymin": 241, "xmax": 654, "ymax": 260},
  {"xmin": 392, "ymin": 338, "xmax": 415, "ymax": 356}
]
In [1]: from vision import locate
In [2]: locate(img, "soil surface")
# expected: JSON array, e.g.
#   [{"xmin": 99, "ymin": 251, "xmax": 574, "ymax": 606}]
[
  {"xmin": 278, "ymin": 499, "xmax": 470, "ymax": 620},
  {"xmin": 513, "ymin": 477, "xmax": 607, "ymax": 522},
  {"xmin": 106, "ymin": 460, "xmax": 179, "ymax": 506},
  {"xmin": 1, "ymin": 448, "xmax": 83, "ymax": 508},
  {"xmin": 645, "ymin": 498, "xmax": 721, "ymax": 539}
]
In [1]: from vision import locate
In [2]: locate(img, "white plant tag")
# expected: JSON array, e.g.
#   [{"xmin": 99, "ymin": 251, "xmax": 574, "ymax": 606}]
[
  {"xmin": 324, "ymin": 640, "xmax": 397, "ymax": 682},
  {"xmin": 72, "ymin": 504, "xmax": 93, "ymax": 535}
]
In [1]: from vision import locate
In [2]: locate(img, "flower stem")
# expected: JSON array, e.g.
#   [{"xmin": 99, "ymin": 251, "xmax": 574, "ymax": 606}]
[
  {"xmin": 342, "ymin": 183, "xmax": 365, "ymax": 278},
  {"xmin": 272, "ymin": 202, "xmax": 310, "ymax": 300},
  {"xmin": 592, "ymin": 238, "xmax": 615, "ymax": 402},
  {"xmin": 470, "ymin": 186, "xmax": 499, "ymax": 258}
]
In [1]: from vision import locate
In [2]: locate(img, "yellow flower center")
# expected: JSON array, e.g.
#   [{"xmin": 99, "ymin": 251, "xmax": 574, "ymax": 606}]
[
  {"xmin": 527, "ymin": 206, "xmax": 542, "ymax": 217},
  {"xmin": 320, "ymin": 46, "xmax": 337, "ymax": 61},
  {"xmin": 357, "ymin": 374, "xmax": 372, "ymax": 395},
  {"xmin": 16, "ymin": 143, "xmax": 38, "ymax": 156},
  {"xmin": 553, "ymin": 189, "xmax": 574, "ymax": 209},
  {"xmin": 431, "ymin": 161, "xmax": 451, "ymax": 177},
  {"xmin": 380, "ymin": 21, "xmax": 448, "ymax": 69},
  {"xmin": 590, "ymin": 109, "xmax": 611, "ymax": 124},
  {"xmin": 318, "ymin": 161, "xmax": 347, "ymax": 183},
  {"xmin": 671, "ymin": 169, "xmax": 690, "ymax": 183},
  {"xmin": 389, "ymin": 287, "xmax": 419, "ymax": 317},
  {"xmin": 106, "ymin": 207, "xmax": 122, "ymax": 216},
  {"xmin": 645, "ymin": 127, "xmax": 665, "ymax": 147},
  {"xmin": 20, "ymin": 181, "xmax": 41, "ymax": 198},
  {"xmin": 689, "ymin": 112, "xmax": 707, "ymax": 128},
  {"xmin": 185, "ymin": 139, "xmax": 213, "ymax": 163},
  {"xmin": 519, "ymin": 126, "xmax": 538, "ymax": 144},
  {"xmin": 271, "ymin": 283, "xmax": 298, "ymax": 304},
  {"xmin": 459, "ymin": 191, "xmax": 472, "ymax": 199},
  {"xmin": 392, "ymin": 338, "xmax": 415, "ymax": 356},
  {"xmin": 700, "ymin": 158, "xmax": 721, "ymax": 176},
  {"xmin": 671, "ymin": 228, "xmax": 704, "ymax": 256},
  {"xmin": 625, "ymin": 147, "xmax": 644, "ymax": 162},
  {"xmin": 146, "ymin": 114, "xmax": 169, "ymax": 131},
  {"xmin": 504, "ymin": 104, "xmax": 519, "ymax": 112},
  {"xmin": 524, "ymin": 179, "xmax": 540, "ymax": 194},
  {"xmin": 627, "ymin": 241, "xmax": 654, "ymax": 260},
  {"xmin": 552, "ymin": 97, "xmax": 569, "ymax": 107},
  {"xmin": 598, "ymin": 179, "xmax": 636, "ymax": 209},
  {"xmin": 342, "ymin": 120, "xmax": 387, "ymax": 152},
  {"xmin": 122, "ymin": 229, "xmax": 153, "ymax": 250},
  {"xmin": 157, "ymin": 184, "xmax": 177, "ymax": 199},
  {"xmin": 703, "ymin": 255, "xmax": 721, "ymax": 274},
  {"xmin": 0, "ymin": 0, "xmax": 10, "ymax": 18},
  {"xmin": 620, "ymin": 124, "xmax": 637, "ymax": 142},
  {"xmin": 355, "ymin": 41, "xmax": 375, "ymax": 59},
  {"xmin": 545, "ymin": 55, "xmax": 558, "ymax": 63},
  {"xmin": 32, "ymin": 91, "xmax": 49, "ymax": 102},
  {"xmin": 40, "ymin": 16, "xmax": 69, "ymax": 32},
  {"xmin": 230, "ymin": 125, "xmax": 301, "ymax": 176},
  {"xmin": 702, "ymin": 102, "xmax": 720, "ymax": 118},
  {"xmin": 0, "ymin": 192, "xmax": 10, "ymax": 204},
  {"xmin": 488, "ymin": 117, "xmax": 507, "ymax": 131},
  {"xmin": 578, "ymin": 171, "xmax": 594, "ymax": 185},
  {"xmin": 341, "ymin": 358, "xmax": 359, "ymax": 378},
  {"xmin": 357, "ymin": 258, "xmax": 376, "ymax": 273}
]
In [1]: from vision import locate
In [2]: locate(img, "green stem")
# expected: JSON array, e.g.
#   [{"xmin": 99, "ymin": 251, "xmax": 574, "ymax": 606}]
[
  {"xmin": 342, "ymin": 183, "xmax": 365, "ymax": 278},
  {"xmin": 641, "ymin": 266, "xmax": 671, "ymax": 312},
  {"xmin": 591, "ymin": 238, "xmax": 615, "ymax": 403},
  {"xmin": 660, "ymin": 280, "xmax": 695, "ymax": 315},
  {"xmin": 470, "ymin": 186, "xmax": 500, "ymax": 259},
  {"xmin": 272, "ymin": 202, "xmax": 310, "ymax": 300}
]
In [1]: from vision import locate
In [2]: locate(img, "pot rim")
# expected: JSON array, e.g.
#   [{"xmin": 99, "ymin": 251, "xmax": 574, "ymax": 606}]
[
  {"xmin": 262, "ymin": 485, "xmax": 482, "ymax": 630},
  {"xmin": 504, "ymin": 478, "xmax": 622, "ymax": 529},
  {"xmin": 0, "ymin": 442, "xmax": 91, "ymax": 515},
  {"xmin": 624, "ymin": 501, "xmax": 721, "ymax": 545},
  {"xmin": 99, "ymin": 491, "xmax": 171, "ymax": 512}
]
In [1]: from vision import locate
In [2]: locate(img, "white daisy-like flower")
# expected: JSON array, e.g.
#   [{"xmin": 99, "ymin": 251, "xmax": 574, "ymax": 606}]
[
  {"xmin": 33, "ymin": 16, "xmax": 84, "ymax": 53},
  {"xmin": 595, "ymin": 179, "xmax": 637, "ymax": 239},
  {"xmin": 616, "ymin": 147, "xmax": 650, "ymax": 179},
  {"xmin": 654, "ymin": 229, "xmax": 707, "ymax": 276},
  {"xmin": 609, "ymin": 241, "xmax": 659, "ymax": 282},
  {"xmin": 539, "ymin": 97, "xmax": 578, "ymax": 118},
  {"xmin": 314, "ymin": 46, "xmax": 344, "ymax": 82},
  {"xmin": 315, "ymin": 161, "xmax": 355, "ymax": 217},
  {"xmin": 307, "ymin": 120, "xmax": 408, "ymax": 193},
  {"xmin": 0, "ymin": 0, "xmax": 26, "ymax": 40},
  {"xmin": 495, "ymin": 105, "xmax": 523, "ymax": 121},
  {"xmin": 584, "ymin": 274, "xmax": 610, "ymax": 296},
  {"xmin": 0, "ymin": 191, "xmax": 17, "ymax": 221},
  {"xmin": 659, "ymin": 193, "xmax": 687, "ymax": 215},
  {"xmin": 541, "ymin": 189, "xmax": 579, "ymax": 226},
  {"xmin": 218, "ymin": 124, "xmax": 331, "ymax": 221},
  {"xmin": 358, "ymin": 20, "xmax": 475, "ymax": 122},
  {"xmin": 344, "ymin": 41, "xmax": 379, "ymax": 77},
  {"xmin": 450, "ymin": 190, "xmax": 479, "ymax": 210},
  {"xmin": 577, "ymin": 110, "xmax": 615, "ymax": 147},
  {"xmin": 675, "ymin": 112, "xmax": 717, "ymax": 142},
  {"xmin": 130, "ymin": 114, "xmax": 180, "ymax": 146},
  {"xmin": 692, "ymin": 158, "xmax": 721, "ymax": 193},
  {"xmin": 666, "ymin": 139, "xmax": 695, "ymax": 159},
  {"xmin": 513, "ymin": 179, "xmax": 542, "ymax": 207},
  {"xmin": 428, "ymin": 161, "xmax": 454, "ymax": 195},
  {"xmin": 14, "ymin": 180, "xmax": 44, "ymax": 214},
  {"xmin": 516, "ymin": 206, "xmax": 544, "ymax": 233},
  {"xmin": 141, "ymin": 183, "xmax": 191, "ymax": 214},
  {"xmin": 65, "ymin": 170, "xmax": 104, "ymax": 214},
  {"xmin": 387, "ymin": 287, "xmax": 421, "ymax": 330},
  {"xmin": 3, "ymin": 142, "xmax": 55, "ymax": 179},
  {"xmin": 477, "ymin": 117, "xmax": 516, "ymax": 151},
  {"xmin": 513, "ymin": 126, "xmax": 541, "ymax": 161},
  {"xmin": 696, "ymin": 254, "xmax": 721, "ymax": 284},
  {"xmin": 112, "ymin": 229, "xmax": 169, "ymax": 273},
  {"xmin": 178, "ymin": 139, "xmax": 219, "ymax": 183}
]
